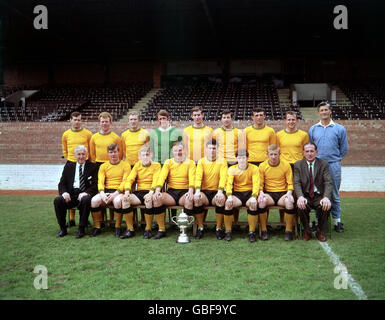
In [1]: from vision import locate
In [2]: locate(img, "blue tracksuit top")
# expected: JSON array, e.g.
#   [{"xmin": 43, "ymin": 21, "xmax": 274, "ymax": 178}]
[{"xmin": 308, "ymin": 121, "xmax": 348, "ymax": 163}]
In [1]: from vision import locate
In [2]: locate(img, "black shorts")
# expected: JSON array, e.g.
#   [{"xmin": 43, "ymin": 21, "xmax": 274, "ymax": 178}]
[
  {"xmin": 167, "ymin": 188, "xmax": 188, "ymax": 204},
  {"xmin": 133, "ymin": 190, "xmax": 149, "ymax": 204},
  {"xmin": 232, "ymin": 191, "xmax": 252, "ymax": 206},
  {"xmin": 104, "ymin": 188, "xmax": 117, "ymax": 194},
  {"xmin": 201, "ymin": 190, "xmax": 217, "ymax": 204},
  {"xmin": 265, "ymin": 191, "xmax": 287, "ymax": 205}
]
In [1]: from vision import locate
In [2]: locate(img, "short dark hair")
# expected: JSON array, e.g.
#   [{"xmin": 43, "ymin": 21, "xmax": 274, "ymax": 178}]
[
  {"xmin": 157, "ymin": 109, "xmax": 170, "ymax": 118},
  {"xmin": 221, "ymin": 109, "xmax": 233, "ymax": 118},
  {"xmin": 252, "ymin": 108, "xmax": 265, "ymax": 115},
  {"xmin": 70, "ymin": 111, "xmax": 81, "ymax": 119},
  {"xmin": 317, "ymin": 101, "xmax": 331, "ymax": 111},
  {"xmin": 303, "ymin": 142, "xmax": 318, "ymax": 151}
]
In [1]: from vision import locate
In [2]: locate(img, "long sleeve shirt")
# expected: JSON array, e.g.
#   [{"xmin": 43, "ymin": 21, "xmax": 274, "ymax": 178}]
[{"xmin": 308, "ymin": 120, "xmax": 348, "ymax": 163}]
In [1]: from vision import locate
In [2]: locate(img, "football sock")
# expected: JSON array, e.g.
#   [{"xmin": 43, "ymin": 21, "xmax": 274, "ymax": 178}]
[
  {"xmin": 247, "ymin": 214, "xmax": 258, "ymax": 232},
  {"xmin": 144, "ymin": 213, "xmax": 154, "ymax": 231},
  {"xmin": 224, "ymin": 215, "xmax": 234, "ymax": 232}
]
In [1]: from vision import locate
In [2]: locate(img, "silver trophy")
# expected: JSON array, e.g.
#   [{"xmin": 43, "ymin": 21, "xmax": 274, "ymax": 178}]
[{"xmin": 171, "ymin": 210, "xmax": 195, "ymax": 243}]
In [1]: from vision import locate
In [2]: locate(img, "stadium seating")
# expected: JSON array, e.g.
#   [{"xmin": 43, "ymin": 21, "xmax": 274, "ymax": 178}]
[
  {"xmin": 140, "ymin": 80, "xmax": 291, "ymax": 121},
  {"xmin": 338, "ymin": 81, "xmax": 385, "ymax": 120},
  {"xmin": 0, "ymin": 83, "xmax": 152, "ymax": 122}
]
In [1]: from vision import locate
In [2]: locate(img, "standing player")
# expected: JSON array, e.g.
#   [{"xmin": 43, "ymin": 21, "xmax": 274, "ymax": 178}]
[
  {"xmin": 89, "ymin": 112, "xmax": 123, "ymax": 226},
  {"xmin": 276, "ymin": 110, "xmax": 309, "ymax": 228},
  {"xmin": 149, "ymin": 109, "xmax": 182, "ymax": 165},
  {"xmin": 122, "ymin": 145, "xmax": 161, "ymax": 239},
  {"xmin": 309, "ymin": 102, "xmax": 348, "ymax": 232},
  {"xmin": 89, "ymin": 112, "xmax": 122, "ymax": 165},
  {"xmin": 61, "ymin": 111, "xmax": 92, "ymax": 226},
  {"xmin": 193, "ymin": 140, "xmax": 227, "ymax": 240},
  {"xmin": 121, "ymin": 111, "xmax": 150, "ymax": 167},
  {"xmin": 277, "ymin": 111, "xmax": 309, "ymax": 169},
  {"xmin": 212, "ymin": 109, "xmax": 245, "ymax": 166},
  {"xmin": 244, "ymin": 108, "xmax": 276, "ymax": 166},
  {"xmin": 224, "ymin": 149, "xmax": 260, "ymax": 242},
  {"xmin": 183, "ymin": 107, "xmax": 213, "ymax": 163},
  {"xmin": 89, "ymin": 144, "xmax": 131, "ymax": 238},
  {"xmin": 257, "ymin": 144, "xmax": 295, "ymax": 241}
]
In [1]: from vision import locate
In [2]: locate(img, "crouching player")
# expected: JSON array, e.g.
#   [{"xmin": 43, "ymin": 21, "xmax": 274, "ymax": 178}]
[
  {"xmin": 194, "ymin": 139, "xmax": 227, "ymax": 240},
  {"xmin": 152, "ymin": 142, "xmax": 196, "ymax": 239},
  {"xmin": 258, "ymin": 144, "xmax": 295, "ymax": 241},
  {"xmin": 224, "ymin": 149, "xmax": 260, "ymax": 242},
  {"xmin": 89, "ymin": 143, "xmax": 131, "ymax": 237},
  {"xmin": 122, "ymin": 145, "xmax": 161, "ymax": 239}
]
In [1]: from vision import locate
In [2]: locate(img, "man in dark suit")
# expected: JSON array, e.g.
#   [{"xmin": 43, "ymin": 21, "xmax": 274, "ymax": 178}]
[
  {"xmin": 54, "ymin": 145, "xmax": 98, "ymax": 238},
  {"xmin": 294, "ymin": 142, "xmax": 333, "ymax": 242}
]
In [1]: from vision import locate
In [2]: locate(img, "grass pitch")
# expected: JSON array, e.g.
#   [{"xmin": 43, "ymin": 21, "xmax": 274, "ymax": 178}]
[{"xmin": 0, "ymin": 195, "xmax": 384, "ymax": 300}]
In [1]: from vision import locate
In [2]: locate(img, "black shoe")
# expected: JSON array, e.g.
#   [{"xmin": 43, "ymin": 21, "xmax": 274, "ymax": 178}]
[
  {"xmin": 267, "ymin": 225, "xmax": 274, "ymax": 232},
  {"xmin": 89, "ymin": 228, "xmax": 101, "ymax": 237},
  {"xmin": 76, "ymin": 227, "xmax": 85, "ymax": 239},
  {"xmin": 66, "ymin": 220, "xmax": 76, "ymax": 228},
  {"xmin": 334, "ymin": 222, "xmax": 344, "ymax": 233},
  {"xmin": 224, "ymin": 231, "xmax": 232, "ymax": 242},
  {"xmin": 248, "ymin": 232, "xmax": 257, "ymax": 243},
  {"xmin": 216, "ymin": 229, "xmax": 224, "ymax": 240},
  {"xmin": 284, "ymin": 231, "xmax": 293, "ymax": 241},
  {"xmin": 195, "ymin": 228, "xmax": 204, "ymax": 239},
  {"xmin": 143, "ymin": 230, "xmax": 152, "ymax": 239},
  {"xmin": 154, "ymin": 230, "xmax": 166, "ymax": 239},
  {"xmin": 115, "ymin": 227, "xmax": 122, "ymax": 238},
  {"xmin": 260, "ymin": 230, "xmax": 268, "ymax": 241},
  {"xmin": 56, "ymin": 228, "xmax": 68, "ymax": 238},
  {"xmin": 120, "ymin": 230, "xmax": 135, "ymax": 239}
]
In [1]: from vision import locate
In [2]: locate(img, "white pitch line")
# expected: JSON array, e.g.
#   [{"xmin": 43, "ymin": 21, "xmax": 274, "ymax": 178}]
[{"xmin": 319, "ymin": 241, "xmax": 368, "ymax": 300}]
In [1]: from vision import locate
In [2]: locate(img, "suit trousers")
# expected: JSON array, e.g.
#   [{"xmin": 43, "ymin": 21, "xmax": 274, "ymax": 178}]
[
  {"xmin": 54, "ymin": 192, "xmax": 91, "ymax": 229},
  {"xmin": 297, "ymin": 193, "xmax": 330, "ymax": 233}
]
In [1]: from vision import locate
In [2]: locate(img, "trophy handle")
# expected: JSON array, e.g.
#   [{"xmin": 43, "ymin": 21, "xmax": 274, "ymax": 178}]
[
  {"xmin": 188, "ymin": 215, "xmax": 195, "ymax": 225},
  {"xmin": 171, "ymin": 216, "xmax": 178, "ymax": 225}
]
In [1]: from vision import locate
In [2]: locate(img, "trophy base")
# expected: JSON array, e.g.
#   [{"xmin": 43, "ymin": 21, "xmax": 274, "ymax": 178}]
[{"xmin": 176, "ymin": 234, "xmax": 191, "ymax": 244}]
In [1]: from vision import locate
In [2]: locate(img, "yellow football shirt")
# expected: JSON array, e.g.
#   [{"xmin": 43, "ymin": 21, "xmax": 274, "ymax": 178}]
[
  {"xmin": 195, "ymin": 157, "xmax": 227, "ymax": 191},
  {"xmin": 62, "ymin": 128, "xmax": 92, "ymax": 162},
  {"xmin": 244, "ymin": 125, "xmax": 276, "ymax": 162},
  {"xmin": 276, "ymin": 129, "xmax": 309, "ymax": 164},
  {"xmin": 259, "ymin": 159, "xmax": 293, "ymax": 192}
]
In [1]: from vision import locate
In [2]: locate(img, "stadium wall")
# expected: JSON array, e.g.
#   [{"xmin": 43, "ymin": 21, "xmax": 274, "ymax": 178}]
[{"xmin": 0, "ymin": 120, "xmax": 384, "ymax": 191}]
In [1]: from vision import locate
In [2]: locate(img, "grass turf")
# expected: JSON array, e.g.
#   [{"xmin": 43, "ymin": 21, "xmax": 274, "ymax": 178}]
[{"xmin": 0, "ymin": 196, "xmax": 384, "ymax": 300}]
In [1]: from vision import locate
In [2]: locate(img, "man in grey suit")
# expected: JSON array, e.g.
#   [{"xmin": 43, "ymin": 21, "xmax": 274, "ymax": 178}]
[{"xmin": 294, "ymin": 142, "xmax": 333, "ymax": 242}]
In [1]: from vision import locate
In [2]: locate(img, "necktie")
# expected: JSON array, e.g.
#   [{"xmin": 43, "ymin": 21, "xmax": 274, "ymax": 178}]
[
  {"xmin": 309, "ymin": 163, "xmax": 314, "ymax": 198},
  {"xmin": 79, "ymin": 164, "xmax": 85, "ymax": 192}
]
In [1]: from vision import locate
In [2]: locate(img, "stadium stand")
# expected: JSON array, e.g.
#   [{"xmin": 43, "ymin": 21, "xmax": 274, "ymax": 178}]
[
  {"xmin": 338, "ymin": 81, "xmax": 385, "ymax": 120},
  {"xmin": 0, "ymin": 83, "xmax": 152, "ymax": 122},
  {"xmin": 140, "ymin": 79, "xmax": 295, "ymax": 122}
]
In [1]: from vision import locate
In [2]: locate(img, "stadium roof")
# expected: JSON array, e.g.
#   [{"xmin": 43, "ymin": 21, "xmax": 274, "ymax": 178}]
[{"xmin": 1, "ymin": 0, "xmax": 384, "ymax": 63}]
